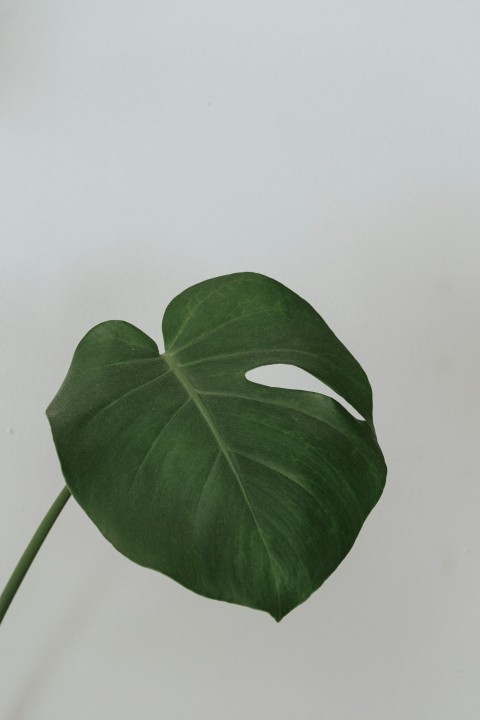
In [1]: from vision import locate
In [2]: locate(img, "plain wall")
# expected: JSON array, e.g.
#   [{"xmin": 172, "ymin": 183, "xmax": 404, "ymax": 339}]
[{"xmin": 1, "ymin": 1, "xmax": 479, "ymax": 718}]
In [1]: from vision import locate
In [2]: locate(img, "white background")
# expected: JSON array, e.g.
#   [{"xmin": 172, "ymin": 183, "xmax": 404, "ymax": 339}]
[{"xmin": 1, "ymin": 1, "xmax": 479, "ymax": 718}]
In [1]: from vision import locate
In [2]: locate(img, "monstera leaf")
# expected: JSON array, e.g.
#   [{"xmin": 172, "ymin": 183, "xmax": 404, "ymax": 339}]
[{"xmin": 47, "ymin": 272, "xmax": 386, "ymax": 620}]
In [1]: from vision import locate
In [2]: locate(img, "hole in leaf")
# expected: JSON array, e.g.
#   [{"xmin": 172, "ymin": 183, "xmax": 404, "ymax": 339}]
[{"xmin": 245, "ymin": 364, "xmax": 364, "ymax": 421}]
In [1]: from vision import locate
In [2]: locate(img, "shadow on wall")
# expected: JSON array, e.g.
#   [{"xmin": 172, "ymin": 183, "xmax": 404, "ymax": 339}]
[{"xmin": 6, "ymin": 560, "xmax": 115, "ymax": 720}]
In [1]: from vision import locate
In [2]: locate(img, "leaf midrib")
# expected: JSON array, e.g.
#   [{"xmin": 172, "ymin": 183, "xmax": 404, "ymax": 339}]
[{"xmin": 163, "ymin": 351, "xmax": 281, "ymax": 614}]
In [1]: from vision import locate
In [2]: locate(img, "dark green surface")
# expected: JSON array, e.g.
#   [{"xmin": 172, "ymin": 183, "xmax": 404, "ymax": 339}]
[{"xmin": 47, "ymin": 272, "xmax": 386, "ymax": 620}]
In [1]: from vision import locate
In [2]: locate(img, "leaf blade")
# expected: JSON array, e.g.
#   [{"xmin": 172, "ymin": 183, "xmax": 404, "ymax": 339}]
[{"xmin": 47, "ymin": 272, "xmax": 386, "ymax": 620}]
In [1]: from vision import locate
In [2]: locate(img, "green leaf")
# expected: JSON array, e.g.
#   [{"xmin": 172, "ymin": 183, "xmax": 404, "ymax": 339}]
[{"xmin": 46, "ymin": 272, "xmax": 386, "ymax": 621}]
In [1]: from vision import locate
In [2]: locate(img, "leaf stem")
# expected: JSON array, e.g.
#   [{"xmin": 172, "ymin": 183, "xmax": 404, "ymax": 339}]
[{"xmin": 0, "ymin": 485, "xmax": 71, "ymax": 626}]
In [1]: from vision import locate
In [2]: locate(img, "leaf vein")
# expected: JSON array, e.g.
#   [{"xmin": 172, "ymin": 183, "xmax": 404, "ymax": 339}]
[
  {"xmin": 81, "ymin": 367, "xmax": 173, "ymax": 430},
  {"xmin": 177, "ymin": 348, "xmax": 321, "ymax": 368},
  {"xmin": 127, "ymin": 397, "xmax": 192, "ymax": 495},
  {"xmin": 163, "ymin": 353, "xmax": 282, "ymax": 617},
  {"xmin": 168, "ymin": 310, "xmax": 269, "ymax": 357}
]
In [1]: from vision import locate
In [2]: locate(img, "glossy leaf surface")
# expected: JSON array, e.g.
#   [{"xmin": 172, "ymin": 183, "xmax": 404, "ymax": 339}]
[{"xmin": 47, "ymin": 272, "xmax": 386, "ymax": 620}]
